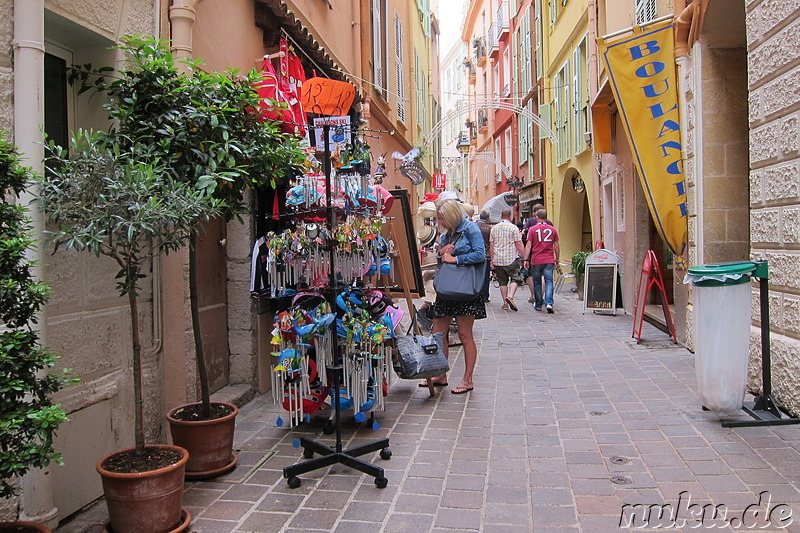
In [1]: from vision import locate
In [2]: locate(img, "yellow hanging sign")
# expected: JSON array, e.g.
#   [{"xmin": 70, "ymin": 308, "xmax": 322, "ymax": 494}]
[{"xmin": 597, "ymin": 19, "xmax": 687, "ymax": 261}]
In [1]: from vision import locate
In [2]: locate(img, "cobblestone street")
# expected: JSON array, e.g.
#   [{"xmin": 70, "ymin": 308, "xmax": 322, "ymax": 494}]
[{"xmin": 58, "ymin": 287, "xmax": 800, "ymax": 532}]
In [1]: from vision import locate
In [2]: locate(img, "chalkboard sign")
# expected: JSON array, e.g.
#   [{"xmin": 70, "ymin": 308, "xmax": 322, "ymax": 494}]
[
  {"xmin": 582, "ymin": 249, "xmax": 624, "ymax": 314},
  {"xmin": 584, "ymin": 264, "xmax": 617, "ymax": 311}
]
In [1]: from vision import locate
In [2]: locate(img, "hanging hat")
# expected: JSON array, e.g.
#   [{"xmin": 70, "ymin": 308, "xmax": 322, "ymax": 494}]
[
  {"xmin": 420, "ymin": 192, "xmax": 439, "ymax": 204},
  {"xmin": 416, "ymin": 224, "xmax": 438, "ymax": 248},
  {"xmin": 418, "ymin": 201, "xmax": 437, "ymax": 218},
  {"xmin": 438, "ymin": 190, "xmax": 459, "ymax": 202},
  {"xmin": 461, "ymin": 202, "xmax": 475, "ymax": 218}
]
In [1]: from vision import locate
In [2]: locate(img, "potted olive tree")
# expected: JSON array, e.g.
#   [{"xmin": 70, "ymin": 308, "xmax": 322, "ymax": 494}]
[
  {"xmin": 0, "ymin": 137, "xmax": 73, "ymax": 532},
  {"xmin": 37, "ymin": 131, "xmax": 223, "ymax": 533},
  {"xmin": 67, "ymin": 36, "xmax": 304, "ymax": 478}
]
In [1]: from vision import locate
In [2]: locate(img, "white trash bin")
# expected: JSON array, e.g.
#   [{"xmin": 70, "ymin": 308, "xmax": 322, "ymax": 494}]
[{"xmin": 685, "ymin": 263, "xmax": 754, "ymax": 415}]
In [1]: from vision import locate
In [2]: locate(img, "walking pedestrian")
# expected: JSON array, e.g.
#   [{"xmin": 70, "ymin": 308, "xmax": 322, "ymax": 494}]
[
  {"xmin": 521, "ymin": 203, "xmax": 552, "ymax": 303},
  {"xmin": 426, "ymin": 199, "xmax": 485, "ymax": 394},
  {"xmin": 475, "ymin": 210, "xmax": 493, "ymax": 302},
  {"xmin": 489, "ymin": 209, "xmax": 525, "ymax": 312},
  {"xmin": 523, "ymin": 208, "xmax": 561, "ymax": 313}
]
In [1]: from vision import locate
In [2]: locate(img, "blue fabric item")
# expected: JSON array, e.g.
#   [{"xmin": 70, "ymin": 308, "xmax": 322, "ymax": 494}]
[{"xmin": 439, "ymin": 218, "xmax": 486, "ymax": 266}]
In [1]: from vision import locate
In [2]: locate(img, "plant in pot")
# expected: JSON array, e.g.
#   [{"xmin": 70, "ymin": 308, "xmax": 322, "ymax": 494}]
[
  {"xmin": 67, "ymin": 36, "xmax": 305, "ymax": 479},
  {"xmin": 37, "ymin": 131, "xmax": 224, "ymax": 533},
  {"xmin": 572, "ymin": 250, "xmax": 590, "ymax": 301},
  {"xmin": 0, "ymin": 137, "xmax": 73, "ymax": 533}
]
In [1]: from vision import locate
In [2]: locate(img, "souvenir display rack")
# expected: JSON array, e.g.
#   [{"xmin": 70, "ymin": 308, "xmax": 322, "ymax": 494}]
[{"xmin": 263, "ymin": 124, "xmax": 393, "ymax": 488}]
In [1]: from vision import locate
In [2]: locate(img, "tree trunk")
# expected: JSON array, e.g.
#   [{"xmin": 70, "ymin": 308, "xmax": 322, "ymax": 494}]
[
  {"xmin": 128, "ymin": 290, "xmax": 145, "ymax": 454},
  {"xmin": 189, "ymin": 233, "xmax": 211, "ymax": 418}
]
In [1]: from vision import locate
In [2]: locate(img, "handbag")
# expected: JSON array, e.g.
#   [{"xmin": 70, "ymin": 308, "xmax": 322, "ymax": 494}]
[
  {"xmin": 433, "ymin": 233, "xmax": 483, "ymax": 301},
  {"xmin": 393, "ymin": 312, "xmax": 449, "ymax": 379}
]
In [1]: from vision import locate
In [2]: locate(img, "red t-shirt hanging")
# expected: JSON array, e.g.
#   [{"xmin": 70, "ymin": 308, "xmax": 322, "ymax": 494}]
[{"xmin": 527, "ymin": 223, "xmax": 559, "ymax": 265}]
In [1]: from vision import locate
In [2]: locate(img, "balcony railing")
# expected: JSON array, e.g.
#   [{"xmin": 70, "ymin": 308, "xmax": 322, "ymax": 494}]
[
  {"xmin": 477, "ymin": 108, "xmax": 488, "ymax": 130},
  {"xmin": 497, "ymin": 1, "xmax": 509, "ymax": 38},
  {"xmin": 488, "ymin": 25, "xmax": 498, "ymax": 55},
  {"xmin": 473, "ymin": 37, "xmax": 487, "ymax": 67}
]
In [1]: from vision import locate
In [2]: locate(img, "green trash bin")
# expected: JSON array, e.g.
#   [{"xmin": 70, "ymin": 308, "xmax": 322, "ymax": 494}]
[{"xmin": 685, "ymin": 262, "xmax": 754, "ymax": 414}]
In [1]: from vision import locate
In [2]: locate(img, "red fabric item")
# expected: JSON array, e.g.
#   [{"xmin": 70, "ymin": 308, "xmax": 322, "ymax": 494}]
[
  {"xmin": 252, "ymin": 57, "xmax": 296, "ymax": 133},
  {"xmin": 420, "ymin": 192, "xmax": 439, "ymax": 204},
  {"xmin": 279, "ymin": 38, "xmax": 307, "ymax": 136}
]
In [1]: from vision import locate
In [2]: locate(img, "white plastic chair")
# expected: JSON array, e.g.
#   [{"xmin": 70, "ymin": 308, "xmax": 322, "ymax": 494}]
[{"xmin": 554, "ymin": 262, "xmax": 575, "ymax": 294}]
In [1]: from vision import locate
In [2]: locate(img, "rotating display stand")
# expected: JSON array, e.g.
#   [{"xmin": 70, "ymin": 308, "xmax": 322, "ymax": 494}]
[{"xmin": 282, "ymin": 124, "xmax": 391, "ymax": 488}]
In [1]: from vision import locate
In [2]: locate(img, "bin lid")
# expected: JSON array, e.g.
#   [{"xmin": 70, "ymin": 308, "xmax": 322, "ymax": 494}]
[{"xmin": 685, "ymin": 262, "xmax": 755, "ymax": 287}]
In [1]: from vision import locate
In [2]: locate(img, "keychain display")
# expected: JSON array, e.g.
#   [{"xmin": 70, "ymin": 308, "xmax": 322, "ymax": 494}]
[{"xmin": 261, "ymin": 128, "xmax": 399, "ymax": 430}]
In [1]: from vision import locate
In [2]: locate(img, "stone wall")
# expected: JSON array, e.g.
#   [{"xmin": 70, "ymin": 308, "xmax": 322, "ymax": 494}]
[{"xmin": 747, "ymin": 0, "xmax": 800, "ymax": 416}]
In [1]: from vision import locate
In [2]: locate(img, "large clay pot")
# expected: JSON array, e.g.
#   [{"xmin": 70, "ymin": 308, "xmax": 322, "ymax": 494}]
[
  {"xmin": 0, "ymin": 522, "xmax": 52, "ymax": 533},
  {"xmin": 96, "ymin": 444, "xmax": 188, "ymax": 533},
  {"xmin": 166, "ymin": 402, "xmax": 238, "ymax": 480}
]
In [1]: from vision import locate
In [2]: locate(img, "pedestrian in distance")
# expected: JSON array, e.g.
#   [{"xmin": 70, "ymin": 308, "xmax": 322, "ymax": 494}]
[
  {"xmin": 523, "ymin": 208, "xmax": 561, "ymax": 313},
  {"xmin": 489, "ymin": 209, "xmax": 525, "ymax": 312},
  {"xmin": 424, "ymin": 199, "xmax": 485, "ymax": 395},
  {"xmin": 521, "ymin": 203, "xmax": 552, "ymax": 303},
  {"xmin": 475, "ymin": 210, "xmax": 494, "ymax": 303}
]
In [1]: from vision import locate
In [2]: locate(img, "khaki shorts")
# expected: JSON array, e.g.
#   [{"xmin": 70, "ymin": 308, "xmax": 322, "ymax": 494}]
[{"xmin": 494, "ymin": 258, "xmax": 523, "ymax": 286}]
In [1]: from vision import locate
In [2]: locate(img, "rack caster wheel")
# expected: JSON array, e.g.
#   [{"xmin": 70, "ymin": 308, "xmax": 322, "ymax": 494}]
[
  {"xmin": 374, "ymin": 476, "xmax": 388, "ymax": 488},
  {"xmin": 303, "ymin": 448, "xmax": 314, "ymax": 459},
  {"xmin": 379, "ymin": 448, "xmax": 392, "ymax": 460},
  {"xmin": 323, "ymin": 420, "xmax": 334, "ymax": 434},
  {"xmin": 287, "ymin": 476, "xmax": 301, "ymax": 489}
]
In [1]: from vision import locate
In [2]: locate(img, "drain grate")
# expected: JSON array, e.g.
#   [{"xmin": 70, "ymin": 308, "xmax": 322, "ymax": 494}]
[
  {"xmin": 589, "ymin": 410, "xmax": 608, "ymax": 416},
  {"xmin": 610, "ymin": 475, "xmax": 633, "ymax": 485},
  {"xmin": 609, "ymin": 456, "xmax": 631, "ymax": 465}
]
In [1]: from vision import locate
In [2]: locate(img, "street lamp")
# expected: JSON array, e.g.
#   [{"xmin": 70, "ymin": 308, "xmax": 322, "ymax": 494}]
[
  {"xmin": 506, "ymin": 175, "xmax": 523, "ymax": 192},
  {"xmin": 456, "ymin": 132, "xmax": 470, "ymax": 157}
]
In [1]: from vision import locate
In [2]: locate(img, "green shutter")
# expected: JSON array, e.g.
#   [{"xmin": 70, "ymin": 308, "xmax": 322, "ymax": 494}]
[{"xmin": 538, "ymin": 102, "xmax": 551, "ymax": 140}]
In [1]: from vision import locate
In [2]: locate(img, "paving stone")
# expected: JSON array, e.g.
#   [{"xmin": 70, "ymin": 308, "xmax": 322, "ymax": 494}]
[{"xmin": 238, "ymin": 512, "xmax": 293, "ymax": 532}]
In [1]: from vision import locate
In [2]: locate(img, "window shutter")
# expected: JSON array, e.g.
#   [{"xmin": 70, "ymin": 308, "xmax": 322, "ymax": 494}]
[{"xmin": 538, "ymin": 102, "xmax": 551, "ymax": 140}]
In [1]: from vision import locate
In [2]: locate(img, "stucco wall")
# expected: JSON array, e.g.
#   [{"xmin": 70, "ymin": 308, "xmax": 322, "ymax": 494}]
[{"xmin": 746, "ymin": 0, "xmax": 800, "ymax": 416}]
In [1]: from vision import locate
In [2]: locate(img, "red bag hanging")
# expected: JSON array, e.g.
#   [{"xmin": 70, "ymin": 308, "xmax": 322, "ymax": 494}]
[{"xmin": 253, "ymin": 57, "xmax": 296, "ymax": 132}]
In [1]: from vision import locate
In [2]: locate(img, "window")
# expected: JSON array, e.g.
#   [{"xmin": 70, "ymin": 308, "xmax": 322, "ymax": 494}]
[
  {"xmin": 549, "ymin": 0, "xmax": 557, "ymax": 26},
  {"xmin": 494, "ymin": 137, "xmax": 502, "ymax": 182},
  {"xmin": 502, "ymin": 48, "xmax": 510, "ymax": 96},
  {"xmin": 520, "ymin": 6, "xmax": 532, "ymax": 94},
  {"xmin": 504, "ymin": 128, "xmax": 512, "ymax": 176},
  {"xmin": 534, "ymin": 1, "xmax": 543, "ymax": 81},
  {"xmin": 44, "ymin": 51, "xmax": 70, "ymax": 150},
  {"xmin": 493, "ymin": 62, "xmax": 500, "ymax": 98},
  {"xmin": 572, "ymin": 38, "xmax": 588, "ymax": 155},
  {"xmin": 554, "ymin": 62, "xmax": 570, "ymax": 164},
  {"xmin": 635, "ymin": 0, "xmax": 657, "ymax": 24},
  {"xmin": 394, "ymin": 12, "xmax": 406, "ymax": 122},
  {"xmin": 372, "ymin": 0, "xmax": 388, "ymax": 99}
]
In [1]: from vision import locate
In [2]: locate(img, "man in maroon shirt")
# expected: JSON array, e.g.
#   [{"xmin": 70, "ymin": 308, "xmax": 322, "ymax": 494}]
[{"xmin": 523, "ymin": 209, "xmax": 561, "ymax": 313}]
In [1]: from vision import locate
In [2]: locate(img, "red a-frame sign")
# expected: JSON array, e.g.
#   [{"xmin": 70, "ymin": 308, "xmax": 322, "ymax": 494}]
[{"xmin": 632, "ymin": 250, "xmax": 677, "ymax": 344}]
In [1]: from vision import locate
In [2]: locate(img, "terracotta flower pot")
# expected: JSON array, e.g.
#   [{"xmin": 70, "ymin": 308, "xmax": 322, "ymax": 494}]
[
  {"xmin": 96, "ymin": 444, "xmax": 188, "ymax": 533},
  {"xmin": 166, "ymin": 402, "xmax": 238, "ymax": 480},
  {"xmin": 0, "ymin": 522, "xmax": 52, "ymax": 533}
]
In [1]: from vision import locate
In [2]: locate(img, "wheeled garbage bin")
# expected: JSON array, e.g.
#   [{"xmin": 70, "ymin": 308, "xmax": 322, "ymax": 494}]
[{"xmin": 685, "ymin": 262, "xmax": 754, "ymax": 415}]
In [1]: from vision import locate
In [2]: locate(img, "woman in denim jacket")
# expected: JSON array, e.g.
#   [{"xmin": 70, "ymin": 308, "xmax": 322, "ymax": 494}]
[{"xmin": 427, "ymin": 199, "xmax": 485, "ymax": 394}]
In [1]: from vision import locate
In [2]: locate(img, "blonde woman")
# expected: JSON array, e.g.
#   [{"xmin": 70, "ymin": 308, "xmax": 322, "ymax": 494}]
[{"xmin": 428, "ymin": 199, "xmax": 485, "ymax": 394}]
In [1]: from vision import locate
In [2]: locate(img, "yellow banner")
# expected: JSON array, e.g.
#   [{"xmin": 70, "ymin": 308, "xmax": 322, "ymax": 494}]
[{"xmin": 597, "ymin": 19, "xmax": 687, "ymax": 259}]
